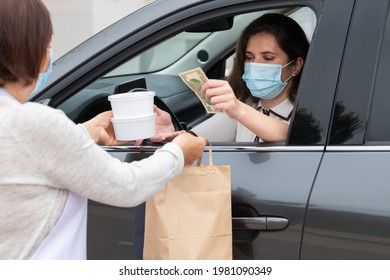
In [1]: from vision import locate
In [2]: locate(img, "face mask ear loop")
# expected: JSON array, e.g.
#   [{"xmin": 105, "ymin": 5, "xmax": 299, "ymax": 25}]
[
  {"xmin": 282, "ymin": 59, "xmax": 295, "ymax": 68},
  {"xmin": 283, "ymin": 74, "xmax": 294, "ymax": 84},
  {"xmin": 281, "ymin": 60, "xmax": 296, "ymax": 84}
]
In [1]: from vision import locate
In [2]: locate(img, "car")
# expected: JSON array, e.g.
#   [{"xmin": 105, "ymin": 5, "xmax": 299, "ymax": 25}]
[{"xmin": 32, "ymin": 0, "xmax": 390, "ymax": 259}]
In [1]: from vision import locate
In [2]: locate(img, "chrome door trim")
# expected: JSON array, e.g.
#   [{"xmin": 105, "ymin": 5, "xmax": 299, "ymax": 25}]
[
  {"xmin": 204, "ymin": 145, "xmax": 325, "ymax": 152},
  {"xmin": 326, "ymin": 146, "xmax": 390, "ymax": 152},
  {"xmin": 105, "ymin": 145, "xmax": 390, "ymax": 153},
  {"xmin": 104, "ymin": 145, "xmax": 326, "ymax": 153}
]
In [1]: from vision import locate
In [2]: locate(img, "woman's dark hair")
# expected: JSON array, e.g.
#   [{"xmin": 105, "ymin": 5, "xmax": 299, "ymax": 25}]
[
  {"xmin": 0, "ymin": 0, "xmax": 53, "ymax": 87},
  {"xmin": 228, "ymin": 13, "xmax": 310, "ymax": 104}
]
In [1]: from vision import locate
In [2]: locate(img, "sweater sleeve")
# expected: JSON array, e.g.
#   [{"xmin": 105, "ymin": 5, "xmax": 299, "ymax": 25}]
[{"xmin": 12, "ymin": 103, "xmax": 184, "ymax": 207}]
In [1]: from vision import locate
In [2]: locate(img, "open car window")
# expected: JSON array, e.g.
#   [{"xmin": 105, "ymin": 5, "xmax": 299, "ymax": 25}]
[{"xmin": 58, "ymin": 6, "xmax": 317, "ymax": 145}]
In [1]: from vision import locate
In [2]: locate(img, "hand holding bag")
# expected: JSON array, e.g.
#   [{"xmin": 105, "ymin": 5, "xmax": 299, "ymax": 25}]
[{"xmin": 143, "ymin": 142, "xmax": 232, "ymax": 260}]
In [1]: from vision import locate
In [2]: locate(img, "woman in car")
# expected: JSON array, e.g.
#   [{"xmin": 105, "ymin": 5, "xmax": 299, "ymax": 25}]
[
  {"xmin": 155, "ymin": 13, "xmax": 309, "ymax": 142},
  {"xmin": 0, "ymin": 0, "xmax": 205, "ymax": 260}
]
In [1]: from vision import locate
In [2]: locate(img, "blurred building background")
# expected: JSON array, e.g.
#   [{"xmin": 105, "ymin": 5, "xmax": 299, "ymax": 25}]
[{"xmin": 43, "ymin": 0, "xmax": 155, "ymax": 60}]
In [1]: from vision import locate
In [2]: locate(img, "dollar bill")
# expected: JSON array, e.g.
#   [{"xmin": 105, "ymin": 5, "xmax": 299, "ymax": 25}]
[{"xmin": 179, "ymin": 67, "xmax": 222, "ymax": 114}]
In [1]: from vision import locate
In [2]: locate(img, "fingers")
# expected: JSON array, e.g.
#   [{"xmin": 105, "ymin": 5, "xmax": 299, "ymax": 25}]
[
  {"xmin": 201, "ymin": 79, "xmax": 229, "ymax": 93},
  {"xmin": 133, "ymin": 139, "xmax": 144, "ymax": 146},
  {"xmin": 153, "ymin": 105, "xmax": 163, "ymax": 116},
  {"xmin": 102, "ymin": 110, "xmax": 114, "ymax": 118},
  {"xmin": 184, "ymin": 136, "xmax": 206, "ymax": 166},
  {"xmin": 202, "ymin": 80, "xmax": 234, "ymax": 101},
  {"xmin": 200, "ymin": 79, "xmax": 237, "ymax": 112},
  {"xmin": 172, "ymin": 133, "xmax": 206, "ymax": 166},
  {"xmin": 158, "ymin": 130, "xmax": 185, "ymax": 140},
  {"xmin": 149, "ymin": 130, "xmax": 185, "ymax": 143},
  {"xmin": 99, "ymin": 111, "xmax": 114, "ymax": 127}
]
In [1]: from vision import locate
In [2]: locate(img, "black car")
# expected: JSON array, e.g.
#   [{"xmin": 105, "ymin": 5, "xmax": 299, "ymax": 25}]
[{"xmin": 32, "ymin": 0, "xmax": 390, "ymax": 259}]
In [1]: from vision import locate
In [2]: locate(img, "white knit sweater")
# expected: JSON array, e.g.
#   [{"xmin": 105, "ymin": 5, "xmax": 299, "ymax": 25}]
[{"xmin": 0, "ymin": 94, "xmax": 183, "ymax": 259}]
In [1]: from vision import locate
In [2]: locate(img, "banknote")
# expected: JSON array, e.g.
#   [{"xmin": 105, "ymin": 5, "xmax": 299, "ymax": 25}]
[{"xmin": 179, "ymin": 67, "xmax": 222, "ymax": 114}]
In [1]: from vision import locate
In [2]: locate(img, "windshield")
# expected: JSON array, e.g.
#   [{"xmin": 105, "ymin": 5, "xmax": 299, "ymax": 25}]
[
  {"xmin": 105, "ymin": 7, "xmax": 315, "ymax": 78},
  {"xmin": 106, "ymin": 32, "xmax": 210, "ymax": 76}
]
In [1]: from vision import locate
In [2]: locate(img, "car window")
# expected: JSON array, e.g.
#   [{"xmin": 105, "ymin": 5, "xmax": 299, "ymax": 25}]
[
  {"xmin": 59, "ymin": 5, "xmax": 317, "ymax": 144},
  {"xmin": 288, "ymin": 7, "xmax": 316, "ymax": 42},
  {"xmin": 366, "ymin": 11, "xmax": 390, "ymax": 143}
]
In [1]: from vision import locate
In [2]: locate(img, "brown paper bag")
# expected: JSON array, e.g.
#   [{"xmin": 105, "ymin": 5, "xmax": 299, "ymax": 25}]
[{"xmin": 143, "ymin": 143, "xmax": 232, "ymax": 260}]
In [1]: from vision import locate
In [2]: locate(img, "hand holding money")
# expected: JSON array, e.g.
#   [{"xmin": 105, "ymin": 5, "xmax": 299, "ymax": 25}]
[{"xmin": 179, "ymin": 67, "xmax": 223, "ymax": 114}]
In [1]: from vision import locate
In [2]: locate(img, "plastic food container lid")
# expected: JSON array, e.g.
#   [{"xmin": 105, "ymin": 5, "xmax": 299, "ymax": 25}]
[{"xmin": 108, "ymin": 91, "xmax": 155, "ymax": 101}]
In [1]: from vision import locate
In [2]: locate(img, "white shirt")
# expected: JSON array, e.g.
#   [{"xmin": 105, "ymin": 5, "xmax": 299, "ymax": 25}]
[{"xmin": 192, "ymin": 98, "xmax": 294, "ymax": 142}]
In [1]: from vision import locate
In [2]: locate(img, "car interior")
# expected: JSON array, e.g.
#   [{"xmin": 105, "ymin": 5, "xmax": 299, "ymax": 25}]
[{"xmin": 57, "ymin": 7, "xmax": 316, "ymax": 138}]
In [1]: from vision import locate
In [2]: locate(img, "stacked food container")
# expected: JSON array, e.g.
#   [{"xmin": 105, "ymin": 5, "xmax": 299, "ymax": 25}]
[{"xmin": 108, "ymin": 91, "xmax": 156, "ymax": 141}]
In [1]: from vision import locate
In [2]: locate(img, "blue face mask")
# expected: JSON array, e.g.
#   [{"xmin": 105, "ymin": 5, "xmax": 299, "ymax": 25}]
[
  {"xmin": 242, "ymin": 60, "xmax": 294, "ymax": 100},
  {"xmin": 32, "ymin": 48, "xmax": 53, "ymax": 95}
]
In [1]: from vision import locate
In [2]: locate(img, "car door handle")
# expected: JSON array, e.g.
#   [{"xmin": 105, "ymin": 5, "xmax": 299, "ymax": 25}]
[{"xmin": 232, "ymin": 216, "xmax": 288, "ymax": 231}]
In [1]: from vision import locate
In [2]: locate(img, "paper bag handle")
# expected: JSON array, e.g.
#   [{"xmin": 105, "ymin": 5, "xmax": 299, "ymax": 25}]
[{"xmin": 196, "ymin": 139, "xmax": 213, "ymax": 167}]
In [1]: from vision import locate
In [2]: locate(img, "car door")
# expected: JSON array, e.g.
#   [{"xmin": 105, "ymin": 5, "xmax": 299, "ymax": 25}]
[
  {"xmin": 32, "ymin": 0, "xmax": 353, "ymax": 260},
  {"xmin": 97, "ymin": 0, "xmax": 352, "ymax": 260},
  {"xmin": 214, "ymin": 0, "xmax": 354, "ymax": 259},
  {"xmin": 302, "ymin": 0, "xmax": 390, "ymax": 259}
]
